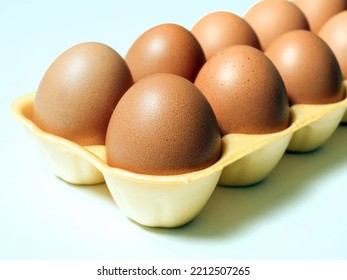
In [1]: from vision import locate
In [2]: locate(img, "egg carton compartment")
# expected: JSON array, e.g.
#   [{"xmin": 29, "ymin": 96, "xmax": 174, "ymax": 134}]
[{"xmin": 11, "ymin": 87, "xmax": 347, "ymax": 227}]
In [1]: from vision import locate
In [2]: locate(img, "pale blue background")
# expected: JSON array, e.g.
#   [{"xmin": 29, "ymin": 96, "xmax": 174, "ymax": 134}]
[{"xmin": 1, "ymin": 0, "xmax": 347, "ymax": 259}]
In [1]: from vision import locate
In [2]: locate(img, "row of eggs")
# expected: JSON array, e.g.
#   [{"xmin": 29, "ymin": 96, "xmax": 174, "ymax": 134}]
[
  {"xmin": 12, "ymin": 0, "xmax": 347, "ymax": 227},
  {"xmin": 33, "ymin": 0, "xmax": 347, "ymax": 177}
]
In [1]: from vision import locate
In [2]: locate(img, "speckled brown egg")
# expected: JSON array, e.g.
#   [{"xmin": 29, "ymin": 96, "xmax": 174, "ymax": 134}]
[
  {"xmin": 191, "ymin": 11, "xmax": 260, "ymax": 60},
  {"xmin": 194, "ymin": 45, "xmax": 290, "ymax": 136},
  {"xmin": 293, "ymin": 0, "xmax": 347, "ymax": 33},
  {"xmin": 319, "ymin": 11, "xmax": 347, "ymax": 80},
  {"xmin": 265, "ymin": 30, "xmax": 344, "ymax": 105},
  {"xmin": 105, "ymin": 73, "xmax": 221, "ymax": 176},
  {"xmin": 244, "ymin": 0, "xmax": 309, "ymax": 50},
  {"xmin": 34, "ymin": 42, "xmax": 133, "ymax": 146},
  {"xmin": 125, "ymin": 23, "xmax": 206, "ymax": 83}
]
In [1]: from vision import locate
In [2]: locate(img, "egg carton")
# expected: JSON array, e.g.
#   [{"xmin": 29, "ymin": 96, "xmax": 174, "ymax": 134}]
[{"xmin": 11, "ymin": 82, "xmax": 347, "ymax": 227}]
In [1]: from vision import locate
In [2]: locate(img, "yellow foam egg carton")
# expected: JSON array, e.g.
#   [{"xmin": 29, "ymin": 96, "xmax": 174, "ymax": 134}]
[{"xmin": 11, "ymin": 82, "xmax": 347, "ymax": 228}]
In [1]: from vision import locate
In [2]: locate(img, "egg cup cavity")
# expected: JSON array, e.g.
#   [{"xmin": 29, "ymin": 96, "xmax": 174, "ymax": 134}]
[
  {"xmin": 10, "ymin": 91, "xmax": 347, "ymax": 227},
  {"xmin": 83, "ymin": 136, "xmax": 231, "ymax": 227},
  {"xmin": 217, "ymin": 94, "xmax": 347, "ymax": 186},
  {"xmin": 37, "ymin": 140, "xmax": 105, "ymax": 185},
  {"xmin": 287, "ymin": 95, "xmax": 347, "ymax": 152},
  {"xmin": 219, "ymin": 131, "xmax": 293, "ymax": 187},
  {"xmin": 102, "ymin": 166, "xmax": 222, "ymax": 228},
  {"xmin": 11, "ymin": 93, "xmax": 105, "ymax": 185}
]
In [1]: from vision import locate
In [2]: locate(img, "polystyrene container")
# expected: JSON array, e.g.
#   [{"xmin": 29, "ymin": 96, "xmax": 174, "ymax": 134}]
[{"xmin": 11, "ymin": 84, "xmax": 347, "ymax": 227}]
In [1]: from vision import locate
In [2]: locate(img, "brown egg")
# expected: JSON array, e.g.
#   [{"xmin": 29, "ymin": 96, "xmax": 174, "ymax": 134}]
[
  {"xmin": 106, "ymin": 73, "xmax": 221, "ymax": 176},
  {"xmin": 34, "ymin": 42, "xmax": 133, "ymax": 146},
  {"xmin": 293, "ymin": 0, "xmax": 347, "ymax": 33},
  {"xmin": 125, "ymin": 23, "xmax": 205, "ymax": 82},
  {"xmin": 194, "ymin": 45, "xmax": 290, "ymax": 136},
  {"xmin": 319, "ymin": 11, "xmax": 347, "ymax": 80},
  {"xmin": 191, "ymin": 11, "xmax": 260, "ymax": 60},
  {"xmin": 244, "ymin": 0, "xmax": 309, "ymax": 50},
  {"xmin": 265, "ymin": 30, "xmax": 344, "ymax": 105}
]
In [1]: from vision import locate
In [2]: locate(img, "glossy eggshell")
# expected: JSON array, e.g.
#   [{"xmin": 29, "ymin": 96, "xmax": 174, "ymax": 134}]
[
  {"xmin": 265, "ymin": 30, "xmax": 345, "ymax": 105},
  {"xmin": 293, "ymin": 0, "xmax": 347, "ymax": 33},
  {"xmin": 106, "ymin": 73, "xmax": 221, "ymax": 176},
  {"xmin": 194, "ymin": 45, "xmax": 290, "ymax": 136},
  {"xmin": 34, "ymin": 42, "xmax": 133, "ymax": 146},
  {"xmin": 244, "ymin": 0, "xmax": 309, "ymax": 50},
  {"xmin": 319, "ymin": 11, "xmax": 347, "ymax": 80},
  {"xmin": 125, "ymin": 23, "xmax": 206, "ymax": 82},
  {"xmin": 191, "ymin": 11, "xmax": 260, "ymax": 60}
]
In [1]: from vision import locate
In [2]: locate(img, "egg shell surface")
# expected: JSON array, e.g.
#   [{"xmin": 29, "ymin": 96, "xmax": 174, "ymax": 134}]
[
  {"xmin": 125, "ymin": 23, "xmax": 206, "ymax": 83},
  {"xmin": 34, "ymin": 42, "xmax": 133, "ymax": 145},
  {"xmin": 265, "ymin": 30, "xmax": 345, "ymax": 105},
  {"xmin": 319, "ymin": 10, "xmax": 347, "ymax": 80},
  {"xmin": 244, "ymin": 0, "xmax": 309, "ymax": 50},
  {"xmin": 191, "ymin": 11, "xmax": 260, "ymax": 60},
  {"xmin": 106, "ymin": 73, "xmax": 221, "ymax": 176},
  {"xmin": 293, "ymin": 0, "xmax": 347, "ymax": 33},
  {"xmin": 194, "ymin": 45, "xmax": 290, "ymax": 135}
]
